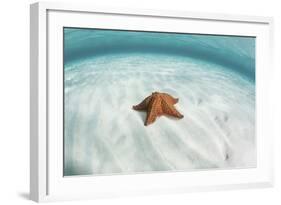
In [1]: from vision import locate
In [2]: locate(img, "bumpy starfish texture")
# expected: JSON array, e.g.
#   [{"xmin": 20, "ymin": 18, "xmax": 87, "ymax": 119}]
[{"xmin": 132, "ymin": 92, "xmax": 184, "ymax": 126}]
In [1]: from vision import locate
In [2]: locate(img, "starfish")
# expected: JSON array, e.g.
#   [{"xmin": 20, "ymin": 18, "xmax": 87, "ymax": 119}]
[{"xmin": 132, "ymin": 92, "xmax": 184, "ymax": 126}]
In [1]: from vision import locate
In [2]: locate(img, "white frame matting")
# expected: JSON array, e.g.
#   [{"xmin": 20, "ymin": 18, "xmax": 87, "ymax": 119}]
[{"xmin": 30, "ymin": 1, "xmax": 274, "ymax": 202}]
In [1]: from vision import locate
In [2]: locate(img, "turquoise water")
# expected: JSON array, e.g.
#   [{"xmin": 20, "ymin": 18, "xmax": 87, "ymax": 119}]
[{"xmin": 64, "ymin": 28, "xmax": 255, "ymax": 176}]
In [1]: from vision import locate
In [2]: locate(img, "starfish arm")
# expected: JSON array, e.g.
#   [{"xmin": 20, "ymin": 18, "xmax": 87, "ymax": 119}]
[
  {"xmin": 162, "ymin": 93, "xmax": 179, "ymax": 104},
  {"xmin": 132, "ymin": 96, "xmax": 151, "ymax": 110},
  {"xmin": 161, "ymin": 100, "xmax": 184, "ymax": 119},
  {"xmin": 145, "ymin": 97, "xmax": 162, "ymax": 126}
]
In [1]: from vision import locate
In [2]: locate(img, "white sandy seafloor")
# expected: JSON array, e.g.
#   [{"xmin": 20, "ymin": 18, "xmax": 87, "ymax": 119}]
[{"xmin": 64, "ymin": 53, "xmax": 256, "ymax": 176}]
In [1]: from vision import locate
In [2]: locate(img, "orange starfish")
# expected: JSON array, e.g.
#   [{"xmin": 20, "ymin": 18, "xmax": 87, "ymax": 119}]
[{"xmin": 132, "ymin": 92, "xmax": 184, "ymax": 126}]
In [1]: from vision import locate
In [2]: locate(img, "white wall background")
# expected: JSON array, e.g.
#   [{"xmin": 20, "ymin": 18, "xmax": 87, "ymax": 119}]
[{"xmin": 0, "ymin": 0, "xmax": 280, "ymax": 204}]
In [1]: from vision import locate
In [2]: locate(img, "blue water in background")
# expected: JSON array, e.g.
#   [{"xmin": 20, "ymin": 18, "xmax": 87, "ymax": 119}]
[
  {"xmin": 63, "ymin": 28, "xmax": 256, "ymax": 176},
  {"xmin": 64, "ymin": 28, "xmax": 255, "ymax": 80}
]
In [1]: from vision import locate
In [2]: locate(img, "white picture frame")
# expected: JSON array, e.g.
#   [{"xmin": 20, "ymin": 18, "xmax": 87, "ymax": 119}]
[{"xmin": 30, "ymin": 1, "xmax": 274, "ymax": 202}]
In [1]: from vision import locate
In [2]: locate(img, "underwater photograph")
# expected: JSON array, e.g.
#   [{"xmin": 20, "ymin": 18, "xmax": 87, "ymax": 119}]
[{"xmin": 63, "ymin": 27, "xmax": 256, "ymax": 176}]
